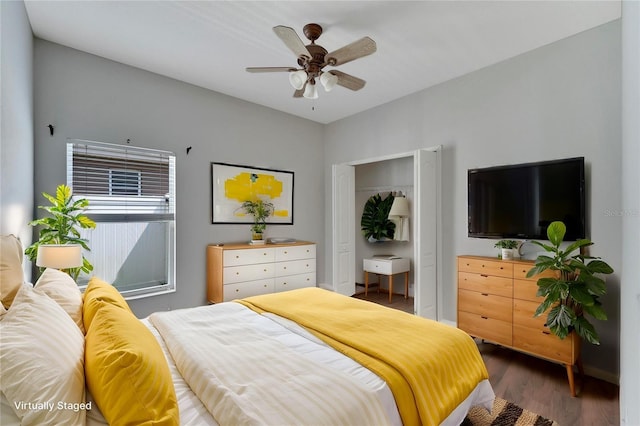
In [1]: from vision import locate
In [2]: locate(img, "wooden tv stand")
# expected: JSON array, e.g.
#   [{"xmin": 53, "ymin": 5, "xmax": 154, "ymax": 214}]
[{"xmin": 457, "ymin": 255, "xmax": 583, "ymax": 396}]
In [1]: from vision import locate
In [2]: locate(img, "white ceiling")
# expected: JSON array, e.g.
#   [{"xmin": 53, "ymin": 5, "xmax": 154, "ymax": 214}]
[{"xmin": 24, "ymin": 1, "xmax": 621, "ymax": 124}]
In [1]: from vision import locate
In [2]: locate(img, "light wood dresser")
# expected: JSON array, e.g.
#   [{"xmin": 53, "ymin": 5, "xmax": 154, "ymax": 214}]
[
  {"xmin": 457, "ymin": 255, "xmax": 582, "ymax": 396},
  {"xmin": 206, "ymin": 241, "xmax": 316, "ymax": 303}
]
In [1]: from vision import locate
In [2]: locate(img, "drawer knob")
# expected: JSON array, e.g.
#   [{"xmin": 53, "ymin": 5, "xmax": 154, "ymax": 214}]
[
  {"xmin": 284, "ymin": 266, "xmax": 287, "ymax": 269},
  {"xmin": 481, "ymin": 316, "xmax": 488, "ymax": 319},
  {"xmin": 283, "ymin": 282, "xmax": 287, "ymax": 285},
  {"xmin": 263, "ymin": 284, "xmax": 267, "ymax": 288},
  {"xmin": 481, "ymin": 293, "xmax": 489, "ymax": 296},
  {"xmin": 542, "ymin": 331, "xmax": 551, "ymax": 335},
  {"xmin": 236, "ymin": 272, "xmax": 240, "ymax": 275},
  {"xmin": 235, "ymin": 289, "xmax": 239, "ymax": 292},
  {"xmin": 264, "ymin": 269, "xmax": 267, "ymax": 272},
  {"xmin": 284, "ymin": 251, "xmax": 288, "ymax": 254},
  {"xmin": 236, "ymin": 255, "xmax": 240, "ymax": 259}
]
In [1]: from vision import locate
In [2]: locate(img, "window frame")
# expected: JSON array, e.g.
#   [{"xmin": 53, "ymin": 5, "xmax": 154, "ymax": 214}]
[{"xmin": 67, "ymin": 139, "xmax": 176, "ymax": 299}]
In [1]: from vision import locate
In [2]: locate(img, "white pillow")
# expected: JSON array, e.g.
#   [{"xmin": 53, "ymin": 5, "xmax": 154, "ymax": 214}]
[
  {"xmin": 0, "ymin": 235, "xmax": 24, "ymax": 309},
  {"xmin": 0, "ymin": 283, "xmax": 86, "ymax": 425},
  {"xmin": 35, "ymin": 268, "xmax": 85, "ymax": 333}
]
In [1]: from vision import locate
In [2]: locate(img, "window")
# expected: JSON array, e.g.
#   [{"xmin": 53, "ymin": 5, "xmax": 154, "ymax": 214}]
[{"xmin": 67, "ymin": 140, "xmax": 176, "ymax": 299}]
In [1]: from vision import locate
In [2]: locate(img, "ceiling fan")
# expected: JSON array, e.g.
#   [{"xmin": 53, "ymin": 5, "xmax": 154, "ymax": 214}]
[{"xmin": 246, "ymin": 23, "xmax": 376, "ymax": 99}]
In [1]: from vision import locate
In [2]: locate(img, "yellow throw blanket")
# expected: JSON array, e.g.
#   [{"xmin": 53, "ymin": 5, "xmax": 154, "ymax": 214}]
[{"xmin": 238, "ymin": 287, "xmax": 489, "ymax": 426}]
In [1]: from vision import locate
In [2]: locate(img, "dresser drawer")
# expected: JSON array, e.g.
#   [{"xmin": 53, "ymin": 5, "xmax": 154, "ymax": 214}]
[
  {"xmin": 513, "ymin": 262, "xmax": 557, "ymax": 280},
  {"xmin": 513, "ymin": 279, "xmax": 544, "ymax": 303},
  {"xmin": 223, "ymin": 263, "xmax": 275, "ymax": 284},
  {"xmin": 458, "ymin": 272, "xmax": 512, "ymax": 297},
  {"xmin": 363, "ymin": 258, "xmax": 410, "ymax": 275},
  {"xmin": 458, "ymin": 257, "xmax": 513, "ymax": 278},
  {"xmin": 458, "ymin": 289, "xmax": 512, "ymax": 323},
  {"xmin": 275, "ymin": 244, "xmax": 316, "ymax": 261},
  {"xmin": 275, "ymin": 272, "xmax": 316, "ymax": 292},
  {"xmin": 513, "ymin": 324, "xmax": 579, "ymax": 364},
  {"xmin": 513, "ymin": 298, "xmax": 547, "ymax": 329},
  {"xmin": 275, "ymin": 259, "xmax": 316, "ymax": 277},
  {"xmin": 224, "ymin": 248, "xmax": 275, "ymax": 266},
  {"xmin": 222, "ymin": 279, "xmax": 275, "ymax": 302},
  {"xmin": 458, "ymin": 311, "xmax": 512, "ymax": 346}
]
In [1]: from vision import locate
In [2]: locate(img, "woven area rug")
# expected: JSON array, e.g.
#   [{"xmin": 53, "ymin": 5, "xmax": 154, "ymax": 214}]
[{"xmin": 462, "ymin": 397, "xmax": 559, "ymax": 426}]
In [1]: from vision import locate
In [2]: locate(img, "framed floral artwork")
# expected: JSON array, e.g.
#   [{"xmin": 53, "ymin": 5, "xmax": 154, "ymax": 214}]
[{"xmin": 211, "ymin": 162, "xmax": 294, "ymax": 224}]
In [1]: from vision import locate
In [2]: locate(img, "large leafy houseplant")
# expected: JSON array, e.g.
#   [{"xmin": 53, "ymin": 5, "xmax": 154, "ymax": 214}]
[
  {"xmin": 360, "ymin": 193, "xmax": 396, "ymax": 242},
  {"xmin": 25, "ymin": 185, "xmax": 96, "ymax": 280},
  {"xmin": 526, "ymin": 221, "xmax": 613, "ymax": 345},
  {"xmin": 241, "ymin": 199, "xmax": 274, "ymax": 240}
]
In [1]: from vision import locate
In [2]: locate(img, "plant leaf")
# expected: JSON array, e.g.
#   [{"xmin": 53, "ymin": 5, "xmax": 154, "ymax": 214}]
[
  {"xmin": 574, "ymin": 316, "xmax": 600, "ymax": 345},
  {"xmin": 583, "ymin": 275, "xmax": 607, "ymax": 296},
  {"xmin": 569, "ymin": 283, "xmax": 595, "ymax": 306},
  {"xmin": 546, "ymin": 221, "xmax": 566, "ymax": 246},
  {"xmin": 582, "ymin": 302, "xmax": 608, "ymax": 320},
  {"xmin": 585, "ymin": 259, "xmax": 614, "ymax": 275}
]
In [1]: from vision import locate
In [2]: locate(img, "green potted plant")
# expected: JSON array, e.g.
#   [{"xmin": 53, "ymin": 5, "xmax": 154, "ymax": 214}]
[
  {"xmin": 25, "ymin": 184, "xmax": 96, "ymax": 280},
  {"xmin": 241, "ymin": 199, "xmax": 274, "ymax": 241},
  {"xmin": 526, "ymin": 221, "xmax": 613, "ymax": 345},
  {"xmin": 360, "ymin": 193, "xmax": 396, "ymax": 242},
  {"xmin": 494, "ymin": 239, "xmax": 519, "ymax": 260}
]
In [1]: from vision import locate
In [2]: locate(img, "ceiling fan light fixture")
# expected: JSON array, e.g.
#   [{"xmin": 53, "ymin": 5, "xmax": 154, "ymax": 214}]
[
  {"xmin": 289, "ymin": 70, "xmax": 307, "ymax": 90},
  {"xmin": 303, "ymin": 82, "xmax": 318, "ymax": 99},
  {"xmin": 320, "ymin": 72, "xmax": 339, "ymax": 92}
]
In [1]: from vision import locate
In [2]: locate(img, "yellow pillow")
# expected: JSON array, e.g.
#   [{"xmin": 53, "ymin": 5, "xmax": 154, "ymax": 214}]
[
  {"xmin": 0, "ymin": 235, "xmax": 24, "ymax": 309},
  {"xmin": 83, "ymin": 277, "xmax": 132, "ymax": 330},
  {"xmin": 85, "ymin": 303, "xmax": 179, "ymax": 426}
]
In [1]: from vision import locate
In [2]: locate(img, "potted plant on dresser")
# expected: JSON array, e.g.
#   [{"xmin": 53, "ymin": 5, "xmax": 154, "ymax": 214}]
[
  {"xmin": 494, "ymin": 239, "xmax": 519, "ymax": 260},
  {"xmin": 241, "ymin": 199, "xmax": 274, "ymax": 243},
  {"xmin": 527, "ymin": 221, "xmax": 613, "ymax": 345}
]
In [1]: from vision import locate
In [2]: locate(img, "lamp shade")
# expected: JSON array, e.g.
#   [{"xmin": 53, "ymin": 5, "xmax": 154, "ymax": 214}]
[
  {"xmin": 289, "ymin": 70, "xmax": 307, "ymax": 90},
  {"xmin": 36, "ymin": 244, "xmax": 83, "ymax": 269},
  {"xmin": 303, "ymin": 82, "xmax": 318, "ymax": 99},
  {"xmin": 388, "ymin": 196, "xmax": 410, "ymax": 217},
  {"xmin": 320, "ymin": 72, "xmax": 339, "ymax": 92}
]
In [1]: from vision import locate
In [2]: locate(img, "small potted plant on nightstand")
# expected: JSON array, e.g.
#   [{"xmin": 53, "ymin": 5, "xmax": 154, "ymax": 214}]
[
  {"xmin": 241, "ymin": 199, "xmax": 274, "ymax": 243},
  {"xmin": 494, "ymin": 239, "xmax": 519, "ymax": 260}
]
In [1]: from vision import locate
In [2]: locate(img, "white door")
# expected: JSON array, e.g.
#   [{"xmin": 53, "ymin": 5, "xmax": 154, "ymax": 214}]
[
  {"xmin": 332, "ymin": 164, "xmax": 356, "ymax": 296},
  {"xmin": 414, "ymin": 149, "xmax": 439, "ymax": 319}
]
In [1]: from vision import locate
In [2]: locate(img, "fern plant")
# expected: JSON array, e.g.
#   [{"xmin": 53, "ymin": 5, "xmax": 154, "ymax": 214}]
[
  {"xmin": 360, "ymin": 193, "xmax": 396, "ymax": 242},
  {"xmin": 25, "ymin": 184, "xmax": 96, "ymax": 280},
  {"xmin": 526, "ymin": 221, "xmax": 613, "ymax": 345}
]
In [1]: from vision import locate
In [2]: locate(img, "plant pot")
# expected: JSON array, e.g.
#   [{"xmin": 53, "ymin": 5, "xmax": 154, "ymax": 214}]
[
  {"xmin": 501, "ymin": 248, "xmax": 514, "ymax": 260},
  {"xmin": 252, "ymin": 232, "xmax": 263, "ymax": 241}
]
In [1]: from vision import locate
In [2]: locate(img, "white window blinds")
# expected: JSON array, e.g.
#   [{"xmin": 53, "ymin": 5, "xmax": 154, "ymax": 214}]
[{"xmin": 66, "ymin": 140, "xmax": 175, "ymax": 222}]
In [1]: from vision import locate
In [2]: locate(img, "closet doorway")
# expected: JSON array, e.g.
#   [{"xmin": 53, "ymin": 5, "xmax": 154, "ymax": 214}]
[{"xmin": 331, "ymin": 147, "xmax": 441, "ymax": 320}]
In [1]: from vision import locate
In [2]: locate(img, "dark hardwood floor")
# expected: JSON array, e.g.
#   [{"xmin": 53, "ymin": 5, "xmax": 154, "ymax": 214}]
[{"xmin": 353, "ymin": 291, "xmax": 620, "ymax": 425}]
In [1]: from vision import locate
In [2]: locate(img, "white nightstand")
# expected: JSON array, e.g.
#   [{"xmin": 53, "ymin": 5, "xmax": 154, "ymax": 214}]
[{"xmin": 363, "ymin": 257, "xmax": 410, "ymax": 302}]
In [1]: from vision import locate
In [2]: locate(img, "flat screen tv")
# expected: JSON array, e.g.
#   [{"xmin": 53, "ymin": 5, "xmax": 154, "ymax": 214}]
[{"xmin": 468, "ymin": 157, "xmax": 586, "ymax": 240}]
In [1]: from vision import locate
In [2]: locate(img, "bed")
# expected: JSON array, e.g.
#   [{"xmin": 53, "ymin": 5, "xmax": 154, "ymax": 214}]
[{"xmin": 0, "ymin": 235, "xmax": 494, "ymax": 426}]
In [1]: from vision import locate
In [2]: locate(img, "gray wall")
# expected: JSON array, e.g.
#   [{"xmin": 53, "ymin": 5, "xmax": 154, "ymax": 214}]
[
  {"xmin": 620, "ymin": 2, "xmax": 640, "ymax": 424},
  {"xmin": 324, "ymin": 21, "xmax": 622, "ymax": 379},
  {"xmin": 0, "ymin": 0, "xmax": 34, "ymax": 279},
  {"xmin": 33, "ymin": 40, "xmax": 325, "ymax": 318}
]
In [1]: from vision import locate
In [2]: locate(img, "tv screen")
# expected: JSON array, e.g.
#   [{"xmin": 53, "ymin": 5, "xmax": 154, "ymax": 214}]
[{"xmin": 468, "ymin": 157, "xmax": 586, "ymax": 240}]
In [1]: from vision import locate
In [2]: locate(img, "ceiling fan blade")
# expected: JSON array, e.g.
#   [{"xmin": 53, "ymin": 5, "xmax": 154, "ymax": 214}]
[
  {"xmin": 293, "ymin": 89, "xmax": 304, "ymax": 98},
  {"xmin": 246, "ymin": 67, "xmax": 296, "ymax": 73},
  {"xmin": 325, "ymin": 37, "xmax": 376, "ymax": 66},
  {"xmin": 273, "ymin": 26, "xmax": 311, "ymax": 60},
  {"xmin": 330, "ymin": 70, "xmax": 366, "ymax": 91}
]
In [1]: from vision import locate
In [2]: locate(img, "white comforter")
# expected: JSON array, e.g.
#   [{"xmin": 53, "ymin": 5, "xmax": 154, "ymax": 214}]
[{"xmin": 149, "ymin": 302, "xmax": 399, "ymax": 426}]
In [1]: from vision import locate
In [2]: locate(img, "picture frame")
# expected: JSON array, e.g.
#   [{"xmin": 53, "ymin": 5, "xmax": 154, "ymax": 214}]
[{"xmin": 211, "ymin": 162, "xmax": 294, "ymax": 225}]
